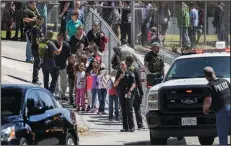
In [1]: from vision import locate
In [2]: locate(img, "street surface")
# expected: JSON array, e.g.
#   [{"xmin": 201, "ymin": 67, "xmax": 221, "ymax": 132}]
[{"xmin": 1, "ymin": 40, "xmax": 228, "ymax": 145}]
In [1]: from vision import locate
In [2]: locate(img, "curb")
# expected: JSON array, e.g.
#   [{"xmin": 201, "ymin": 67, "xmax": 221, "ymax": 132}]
[{"xmin": 75, "ymin": 113, "xmax": 90, "ymax": 135}]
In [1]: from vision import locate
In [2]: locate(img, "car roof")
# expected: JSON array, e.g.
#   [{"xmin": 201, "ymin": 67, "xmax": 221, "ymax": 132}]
[
  {"xmin": 176, "ymin": 53, "xmax": 230, "ymax": 60},
  {"xmin": 1, "ymin": 84, "xmax": 45, "ymax": 92}
]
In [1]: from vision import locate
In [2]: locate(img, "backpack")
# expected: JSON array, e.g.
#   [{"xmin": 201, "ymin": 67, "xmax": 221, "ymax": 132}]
[{"xmin": 38, "ymin": 40, "xmax": 49, "ymax": 60}]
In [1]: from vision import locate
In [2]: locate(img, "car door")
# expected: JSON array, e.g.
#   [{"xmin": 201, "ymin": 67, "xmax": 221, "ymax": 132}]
[
  {"xmin": 36, "ymin": 89, "xmax": 65, "ymax": 145},
  {"xmin": 25, "ymin": 90, "xmax": 50, "ymax": 145}
]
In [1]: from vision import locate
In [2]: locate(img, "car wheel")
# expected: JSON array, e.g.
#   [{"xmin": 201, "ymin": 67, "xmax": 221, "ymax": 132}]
[
  {"xmin": 198, "ymin": 136, "xmax": 214, "ymax": 145},
  {"xmin": 150, "ymin": 131, "xmax": 167, "ymax": 145},
  {"xmin": 20, "ymin": 137, "xmax": 28, "ymax": 145},
  {"xmin": 65, "ymin": 133, "xmax": 75, "ymax": 145}
]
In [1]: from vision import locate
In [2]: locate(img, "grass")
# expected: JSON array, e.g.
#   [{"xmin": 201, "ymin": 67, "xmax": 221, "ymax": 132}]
[
  {"xmin": 165, "ymin": 34, "xmax": 220, "ymax": 43},
  {"xmin": 2, "ymin": 30, "xmax": 229, "ymax": 49},
  {"xmin": 1, "ymin": 30, "xmax": 58, "ymax": 40}
]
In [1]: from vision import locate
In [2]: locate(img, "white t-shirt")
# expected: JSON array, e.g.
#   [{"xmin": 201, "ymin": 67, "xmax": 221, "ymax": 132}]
[{"xmin": 76, "ymin": 71, "xmax": 86, "ymax": 89}]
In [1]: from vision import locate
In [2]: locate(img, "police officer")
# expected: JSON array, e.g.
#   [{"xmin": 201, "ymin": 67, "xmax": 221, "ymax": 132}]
[
  {"xmin": 114, "ymin": 61, "xmax": 136, "ymax": 132},
  {"xmin": 39, "ymin": 31, "xmax": 63, "ymax": 93},
  {"xmin": 30, "ymin": 16, "xmax": 44, "ymax": 85},
  {"xmin": 203, "ymin": 66, "xmax": 230, "ymax": 145},
  {"xmin": 23, "ymin": 1, "xmax": 39, "ymax": 62},
  {"xmin": 125, "ymin": 56, "xmax": 145, "ymax": 130},
  {"xmin": 144, "ymin": 42, "xmax": 165, "ymax": 76}
]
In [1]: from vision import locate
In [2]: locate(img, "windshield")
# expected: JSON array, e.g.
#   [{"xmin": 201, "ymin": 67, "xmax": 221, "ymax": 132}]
[
  {"xmin": 165, "ymin": 56, "xmax": 230, "ymax": 81},
  {"xmin": 1, "ymin": 90, "xmax": 23, "ymax": 116}
]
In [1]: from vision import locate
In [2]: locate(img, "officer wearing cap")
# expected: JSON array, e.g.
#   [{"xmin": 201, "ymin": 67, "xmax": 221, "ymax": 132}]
[
  {"xmin": 144, "ymin": 42, "xmax": 165, "ymax": 76},
  {"xmin": 114, "ymin": 61, "xmax": 136, "ymax": 132},
  {"xmin": 203, "ymin": 66, "xmax": 230, "ymax": 145},
  {"xmin": 40, "ymin": 31, "xmax": 63, "ymax": 94},
  {"xmin": 125, "ymin": 56, "xmax": 145, "ymax": 130}
]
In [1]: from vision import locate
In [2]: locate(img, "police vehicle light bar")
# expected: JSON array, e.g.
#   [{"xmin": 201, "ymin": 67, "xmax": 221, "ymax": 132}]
[{"xmin": 182, "ymin": 48, "xmax": 230, "ymax": 55}]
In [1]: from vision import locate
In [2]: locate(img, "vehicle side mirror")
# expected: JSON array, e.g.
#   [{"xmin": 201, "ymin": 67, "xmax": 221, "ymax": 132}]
[
  {"xmin": 28, "ymin": 106, "xmax": 45, "ymax": 116},
  {"xmin": 147, "ymin": 73, "xmax": 163, "ymax": 87}
]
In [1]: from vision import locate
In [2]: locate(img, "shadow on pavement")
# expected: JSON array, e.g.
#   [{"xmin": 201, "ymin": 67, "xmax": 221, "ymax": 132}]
[
  {"xmin": 96, "ymin": 123, "xmax": 122, "ymax": 126},
  {"xmin": 7, "ymin": 75, "xmax": 32, "ymax": 83},
  {"xmin": 2, "ymin": 56, "xmax": 27, "ymax": 63},
  {"xmin": 124, "ymin": 138, "xmax": 187, "ymax": 145}
]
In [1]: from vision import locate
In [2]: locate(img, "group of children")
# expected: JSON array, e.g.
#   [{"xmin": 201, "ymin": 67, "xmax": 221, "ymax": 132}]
[{"xmin": 66, "ymin": 43, "xmax": 119, "ymax": 120}]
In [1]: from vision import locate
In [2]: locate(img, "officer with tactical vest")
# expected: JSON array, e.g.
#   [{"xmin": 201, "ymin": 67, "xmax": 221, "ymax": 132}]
[
  {"xmin": 144, "ymin": 42, "xmax": 165, "ymax": 77},
  {"xmin": 39, "ymin": 31, "xmax": 63, "ymax": 93},
  {"xmin": 30, "ymin": 15, "xmax": 44, "ymax": 85},
  {"xmin": 125, "ymin": 56, "xmax": 145, "ymax": 130}
]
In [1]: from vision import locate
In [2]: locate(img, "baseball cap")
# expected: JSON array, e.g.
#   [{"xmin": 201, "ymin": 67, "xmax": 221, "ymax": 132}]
[
  {"xmin": 151, "ymin": 42, "xmax": 162, "ymax": 47},
  {"xmin": 46, "ymin": 30, "xmax": 54, "ymax": 38}
]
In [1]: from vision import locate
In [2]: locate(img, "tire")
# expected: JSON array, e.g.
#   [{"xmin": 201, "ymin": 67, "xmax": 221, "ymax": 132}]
[
  {"xmin": 198, "ymin": 136, "xmax": 215, "ymax": 145},
  {"xmin": 65, "ymin": 133, "xmax": 76, "ymax": 145},
  {"xmin": 150, "ymin": 131, "xmax": 167, "ymax": 145},
  {"xmin": 19, "ymin": 137, "xmax": 28, "ymax": 145}
]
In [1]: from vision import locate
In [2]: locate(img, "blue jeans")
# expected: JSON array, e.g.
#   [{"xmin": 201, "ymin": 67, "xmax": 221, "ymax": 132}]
[
  {"xmin": 26, "ymin": 31, "xmax": 33, "ymax": 61},
  {"xmin": 216, "ymin": 105, "xmax": 230, "ymax": 145},
  {"xmin": 181, "ymin": 27, "xmax": 190, "ymax": 48},
  {"xmin": 91, "ymin": 89, "xmax": 99, "ymax": 108},
  {"xmin": 109, "ymin": 95, "xmax": 119, "ymax": 119},
  {"xmin": 41, "ymin": 16, "xmax": 47, "ymax": 35},
  {"xmin": 98, "ymin": 88, "xmax": 107, "ymax": 113}
]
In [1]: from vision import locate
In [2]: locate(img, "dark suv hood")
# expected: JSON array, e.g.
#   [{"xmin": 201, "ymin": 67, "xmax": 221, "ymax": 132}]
[{"xmin": 1, "ymin": 115, "xmax": 22, "ymax": 129}]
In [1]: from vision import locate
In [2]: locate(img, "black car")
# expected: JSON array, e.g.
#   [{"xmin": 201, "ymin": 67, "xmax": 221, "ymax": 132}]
[{"xmin": 1, "ymin": 84, "xmax": 79, "ymax": 145}]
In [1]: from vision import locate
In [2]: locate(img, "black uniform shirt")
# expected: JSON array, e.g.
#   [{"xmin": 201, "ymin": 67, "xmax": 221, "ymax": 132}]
[
  {"xmin": 128, "ymin": 65, "xmax": 144, "ymax": 96},
  {"xmin": 207, "ymin": 78, "xmax": 231, "ymax": 112},
  {"xmin": 31, "ymin": 25, "xmax": 42, "ymax": 49},
  {"xmin": 23, "ymin": 7, "xmax": 39, "ymax": 32},
  {"xmin": 115, "ymin": 69, "xmax": 136, "ymax": 94},
  {"xmin": 144, "ymin": 51, "xmax": 164, "ymax": 73}
]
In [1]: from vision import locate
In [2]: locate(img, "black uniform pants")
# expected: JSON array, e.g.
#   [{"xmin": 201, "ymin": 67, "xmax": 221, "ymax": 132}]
[
  {"xmin": 41, "ymin": 65, "xmax": 59, "ymax": 93},
  {"xmin": 15, "ymin": 18, "xmax": 24, "ymax": 38},
  {"xmin": 133, "ymin": 98, "xmax": 143, "ymax": 128},
  {"xmin": 120, "ymin": 22, "xmax": 131, "ymax": 45},
  {"xmin": 31, "ymin": 47, "xmax": 40, "ymax": 83},
  {"xmin": 60, "ymin": 17, "xmax": 67, "ymax": 34},
  {"xmin": 119, "ymin": 94, "xmax": 135, "ymax": 130}
]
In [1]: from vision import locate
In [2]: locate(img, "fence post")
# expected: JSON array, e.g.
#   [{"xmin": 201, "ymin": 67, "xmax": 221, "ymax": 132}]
[
  {"xmin": 55, "ymin": 4, "xmax": 59, "ymax": 32},
  {"xmin": 108, "ymin": 34, "xmax": 112, "ymax": 73},
  {"xmin": 204, "ymin": 1, "xmax": 207, "ymax": 46},
  {"xmin": 131, "ymin": 1, "xmax": 136, "ymax": 48}
]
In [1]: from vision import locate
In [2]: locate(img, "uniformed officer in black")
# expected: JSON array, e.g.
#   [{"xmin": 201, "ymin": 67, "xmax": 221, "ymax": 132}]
[
  {"xmin": 40, "ymin": 31, "xmax": 63, "ymax": 94},
  {"xmin": 30, "ymin": 16, "xmax": 44, "ymax": 85},
  {"xmin": 203, "ymin": 66, "xmax": 230, "ymax": 145},
  {"xmin": 125, "ymin": 56, "xmax": 145, "ymax": 130},
  {"xmin": 144, "ymin": 42, "xmax": 165, "ymax": 76},
  {"xmin": 114, "ymin": 61, "xmax": 136, "ymax": 132}
]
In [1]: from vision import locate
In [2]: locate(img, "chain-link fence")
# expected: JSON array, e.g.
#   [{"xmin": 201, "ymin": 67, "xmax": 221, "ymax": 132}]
[
  {"xmin": 1, "ymin": 1, "xmax": 60, "ymax": 39},
  {"xmin": 84, "ymin": 1, "xmax": 230, "ymax": 49},
  {"xmin": 134, "ymin": 1, "xmax": 230, "ymax": 50}
]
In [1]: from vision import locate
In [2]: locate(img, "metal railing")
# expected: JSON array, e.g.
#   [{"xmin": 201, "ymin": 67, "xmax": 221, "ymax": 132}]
[{"xmin": 84, "ymin": 6, "xmax": 151, "ymax": 118}]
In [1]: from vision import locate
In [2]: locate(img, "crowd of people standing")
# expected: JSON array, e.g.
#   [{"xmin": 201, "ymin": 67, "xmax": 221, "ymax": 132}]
[{"xmin": 4, "ymin": 0, "xmax": 145, "ymax": 132}]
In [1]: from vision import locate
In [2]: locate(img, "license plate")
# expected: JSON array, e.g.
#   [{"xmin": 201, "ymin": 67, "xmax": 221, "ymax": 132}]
[{"xmin": 181, "ymin": 117, "xmax": 197, "ymax": 126}]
